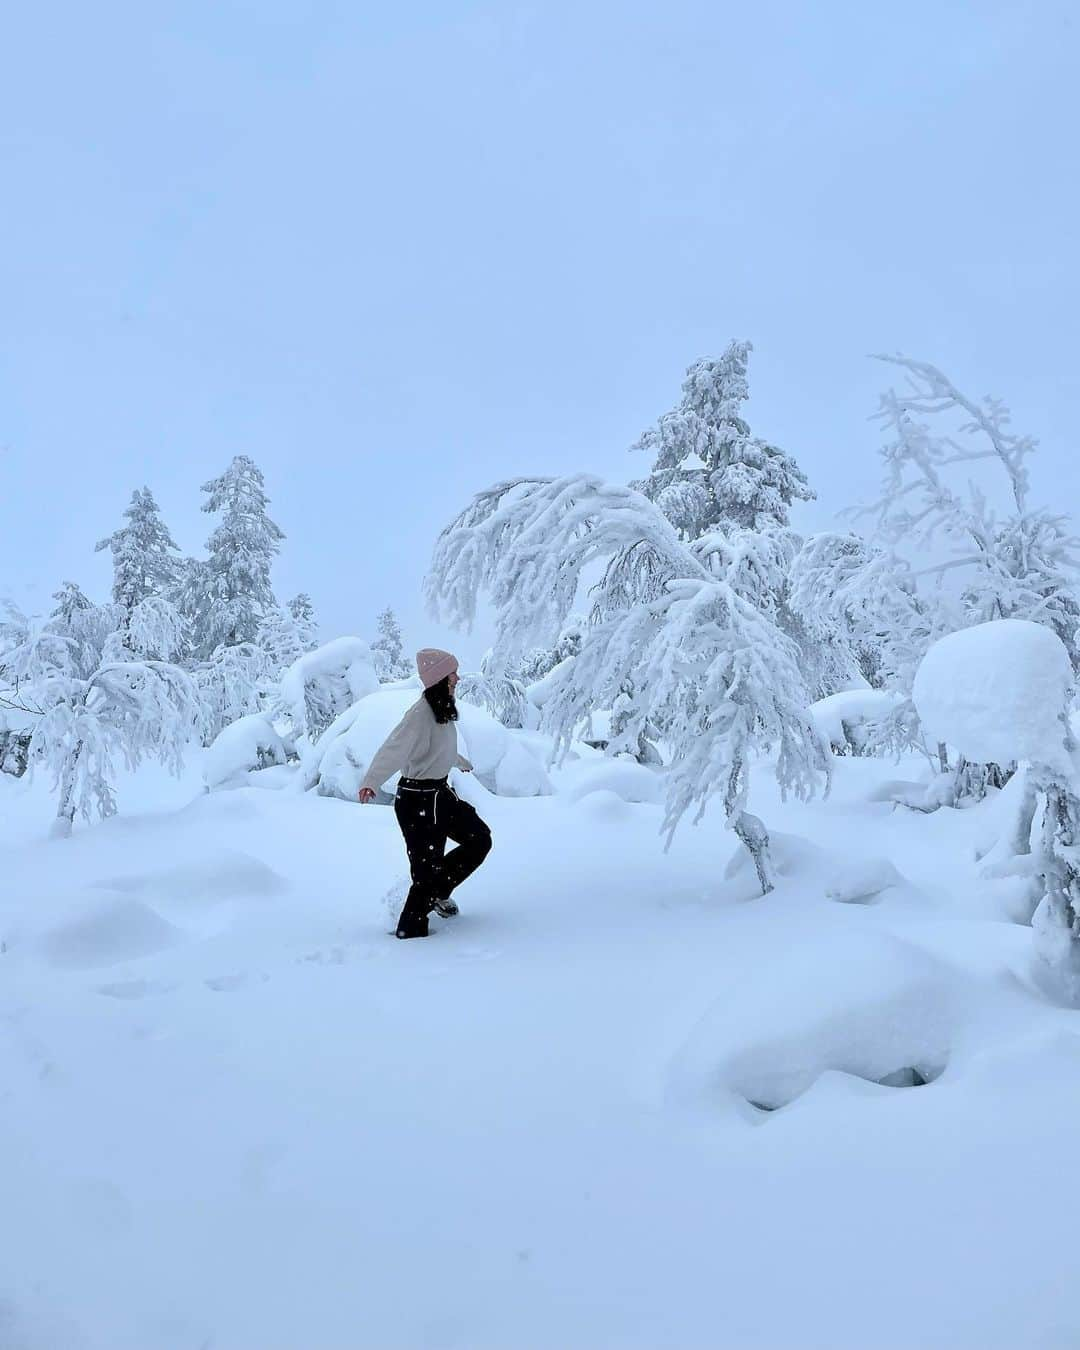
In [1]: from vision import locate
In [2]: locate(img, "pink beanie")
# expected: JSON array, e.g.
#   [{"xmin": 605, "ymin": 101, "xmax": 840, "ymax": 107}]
[{"xmin": 416, "ymin": 647, "xmax": 459, "ymax": 689}]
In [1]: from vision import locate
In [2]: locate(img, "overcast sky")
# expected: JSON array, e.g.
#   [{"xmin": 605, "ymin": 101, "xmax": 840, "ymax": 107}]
[{"xmin": 2, "ymin": 1, "xmax": 1076, "ymax": 662}]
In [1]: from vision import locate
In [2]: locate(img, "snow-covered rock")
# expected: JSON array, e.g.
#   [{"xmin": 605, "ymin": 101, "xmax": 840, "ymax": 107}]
[
  {"xmin": 204, "ymin": 713, "xmax": 288, "ymax": 790},
  {"xmin": 913, "ymin": 620, "xmax": 1074, "ymax": 771},
  {"xmin": 810, "ymin": 689, "xmax": 902, "ymax": 755},
  {"xmin": 824, "ymin": 857, "xmax": 906, "ymax": 904}
]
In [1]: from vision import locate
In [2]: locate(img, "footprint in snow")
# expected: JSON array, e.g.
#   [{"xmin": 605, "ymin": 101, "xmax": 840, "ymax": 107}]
[
  {"xmin": 204, "ymin": 972, "xmax": 267, "ymax": 993},
  {"xmin": 98, "ymin": 978, "xmax": 177, "ymax": 1000}
]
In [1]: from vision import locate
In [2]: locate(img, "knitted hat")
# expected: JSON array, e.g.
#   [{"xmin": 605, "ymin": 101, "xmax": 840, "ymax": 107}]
[{"xmin": 416, "ymin": 647, "xmax": 459, "ymax": 689}]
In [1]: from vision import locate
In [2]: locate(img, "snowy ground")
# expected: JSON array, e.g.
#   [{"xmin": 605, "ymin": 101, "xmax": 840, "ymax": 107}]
[{"xmin": 2, "ymin": 754, "xmax": 1080, "ymax": 1350}]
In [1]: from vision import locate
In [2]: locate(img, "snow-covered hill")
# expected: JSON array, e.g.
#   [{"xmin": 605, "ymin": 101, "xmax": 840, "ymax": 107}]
[{"xmin": 1, "ymin": 755, "xmax": 1077, "ymax": 1349}]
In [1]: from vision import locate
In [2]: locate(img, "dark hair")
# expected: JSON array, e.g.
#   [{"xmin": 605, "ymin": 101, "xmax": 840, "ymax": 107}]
[{"xmin": 423, "ymin": 675, "xmax": 459, "ymax": 725}]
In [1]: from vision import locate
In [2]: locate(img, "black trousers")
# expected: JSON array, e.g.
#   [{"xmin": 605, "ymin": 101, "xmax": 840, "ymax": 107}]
[{"xmin": 394, "ymin": 778, "xmax": 492, "ymax": 932}]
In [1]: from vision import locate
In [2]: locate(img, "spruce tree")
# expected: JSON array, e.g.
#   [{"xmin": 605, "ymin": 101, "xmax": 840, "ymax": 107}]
[
  {"xmin": 632, "ymin": 341, "xmax": 813, "ymax": 539},
  {"xmin": 371, "ymin": 606, "xmax": 410, "ymax": 680},
  {"xmin": 95, "ymin": 488, "xmax": 181, "ymax": 620},
  {"xmin": 287, "ymin": 593, "xmax": 318, "ymax": 650},
  {"xmin": 194, "ymin": 456, "xmax": 284, "ymax": 657},
  {"xmin": 50, "ymin": 582, "xmax": 94, "ymax": 628}
]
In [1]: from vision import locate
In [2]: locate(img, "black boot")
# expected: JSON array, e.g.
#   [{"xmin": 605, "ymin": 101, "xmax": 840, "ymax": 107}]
[{"xmin": 395, "ymin": 898, "xmax": 430, "ymax": 939}]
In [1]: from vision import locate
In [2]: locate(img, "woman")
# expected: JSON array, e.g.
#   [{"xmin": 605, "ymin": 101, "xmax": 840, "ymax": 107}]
[{"xmin": 359, "ymin": 648, "xmax": 492, "ymax": 939}]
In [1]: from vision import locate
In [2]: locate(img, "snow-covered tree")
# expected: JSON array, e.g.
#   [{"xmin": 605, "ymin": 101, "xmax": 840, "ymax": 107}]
[
  {"xmin": 371, "ymin": 606, "xmax": 410, "ymax": 681},
  {"xmin": 194, "ymin": 642, "xmax": 272, "ymax": 745},
  {"xmin": 788, "ymin": 532, "xmax": 944, "ymax": 694},
  {"xmin": 426, "ymin": 475, "xmax": 828, "ymax": 892},
  {"xmin": 456, "ymin": 664, "xmax": 530, "ymax": 729},
  {"xmin": 832, "ymin": 355, "xmax": 1080, "ymax": 794},
  {"xmin": 632, "ymin": 341, "xmax": 814, "ymax": 539},
  {"xmin": 50, "ymin": 581, "xmax": 94, "ymax": 628},
  {"xmin": 188, "ymin": 456, "xmax": 284, "ymax": 659},
  {"xmin": 95, "ymin": 488, "xmax": 181, "ymax": 622},
  {"xmin": 0, "ymin": 606, "xmax": 198, "ymax": 835},
  {"xmin": 258, "ymin": 604, "xmax": 313, "ymax": 675},
  {"xmin": 287, "ymin": 593, "xmax": 318, "ymax": 649},
  {"xmin": 864, "ymin": 355, "xmax": 1080, "ymax": 667}
]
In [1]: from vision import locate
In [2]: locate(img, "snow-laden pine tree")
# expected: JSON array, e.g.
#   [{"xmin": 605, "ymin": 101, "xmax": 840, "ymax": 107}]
[
  {"xmin": 50, "ymin": 581, "xmax": 94, "ymax": 628},
  {"xmin": 188, "ymin": 456, "xmax": 284, "ymax": 659},
  {"xmin": 426, "ymin": 475, "xmax": 828, "ymax": 892},
  {"xmin": 0, "ymin": 601, "xmax": 198, "ymax": 835},
  {"xmin": 288, "ymin": 594, "xmax": 318, "ymax": 649},
  {"xmin": 371, "ymin": 606, "xmax": 411, "ymax": 681},
  {"xmin": 632, "ymin": 341, "xmax": 814, "ymax": 539},
  {"xmin": 258, "ymin": 596, "xmax": 318, "ymax": 678},
  {"xmin": 95, "ymin": 488, "xmax": 181, "ymax": 629}
]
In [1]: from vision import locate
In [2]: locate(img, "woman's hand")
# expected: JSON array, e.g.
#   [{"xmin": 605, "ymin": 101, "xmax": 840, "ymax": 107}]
[{"xmin": 358, "ymin": 787, "xmax": 376, "ymax": 804}]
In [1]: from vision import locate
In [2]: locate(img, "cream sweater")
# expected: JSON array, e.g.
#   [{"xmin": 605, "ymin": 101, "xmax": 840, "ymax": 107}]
[{"xmin": 361, "ymin": 698, "xmax": 472, "ymax": 792}]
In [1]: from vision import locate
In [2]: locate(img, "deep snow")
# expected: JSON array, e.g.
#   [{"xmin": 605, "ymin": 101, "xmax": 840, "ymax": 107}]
[{"xmin": 2, "ymin": 751, "xmax": 1080, "ymax": 1350}]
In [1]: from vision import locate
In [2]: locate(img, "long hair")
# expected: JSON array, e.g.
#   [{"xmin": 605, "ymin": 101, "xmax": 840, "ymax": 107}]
[{"xmin": 423, "ymin": 675, "xmax": 459, "ymax": 725}]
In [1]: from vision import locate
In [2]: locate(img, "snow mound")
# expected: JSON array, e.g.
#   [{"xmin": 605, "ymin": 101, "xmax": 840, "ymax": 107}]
[
  {"xmin": 204, "ymin": 713, "xmax": 288, "ymax": 790},
  {"xmin": 824, "ymin": 856, "xmax": 906, "ymax": 903},
  {"xmin": 669, "ymin": 932, "xmax": 956, "ymax": 1113},
  {"xmin": 493, "ymin": 738, "xmax": 553, "ymax": 797},
  {"xmin": 304, "ymin": 689, "xmax": 552, "ymax": 800},
  {"xmin": 913, "ymin": 619, "xmax": 1073, "ymax": 770},
  {"xmin": 38, "ymin": 897, "xmax": 186, "ymax": 969},
  {"xmin": 810, "ymin": 689, "xmax": 902, "ymax": 754},
  {"xmin": 96, "ymin": 850, "xmax": 289, "ymax": 906},
  {"xmin": 723, "ymin": 830, "xmax": 828, "ymax": 882},
  {"xmin": 563, "ymin": 758, "xmax": 664, "ymax": 805},
  {"xmin": 578, "ymin": 788, "xmax": 633, "ymax": 823}
]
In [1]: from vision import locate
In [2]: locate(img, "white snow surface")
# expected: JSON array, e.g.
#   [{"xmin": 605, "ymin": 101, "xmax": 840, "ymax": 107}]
[
  {"xmin": 3, "ymin": 750, "xmax": 1080, "ymax": 1348},
  {"xmin": 913, "ymin": 619, "xmax": 1074, "ymax": 769}
]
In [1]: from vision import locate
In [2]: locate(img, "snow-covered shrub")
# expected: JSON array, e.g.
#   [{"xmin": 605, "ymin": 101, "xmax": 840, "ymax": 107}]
[
  {"xmin": 0, "ymin": 717, "xmax": 31, "ymax": 777},
  {"xmin": 204, "ymin": 712, "xmax": 288, "ymax": 790},
  {"xmin": 913, "ymin": 620, "xmax": 1080, "ymax": 1002},
  {"xmin": 426, "ymin": 475, "xmax": 829, "ymax": 893},
  {"xmin": 278, "ymin": 637, "xmax": 379, "ymax": 742},
  {"xmin": 913, "ymin": 621, "xmax": 1072, "ymax": 774},
  {"xmin": 810, "ymin": 689, "xmax": 903, "ymax": 756}
]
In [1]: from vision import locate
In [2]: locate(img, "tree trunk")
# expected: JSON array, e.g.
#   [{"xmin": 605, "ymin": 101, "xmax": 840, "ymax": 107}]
[
  {"xmin": 733, "ymin": 810, "xmax": 775, "ymax": 896},
  {"xmin": 51, "ymin": 739, "xmax": 82, "ymax": 839}
]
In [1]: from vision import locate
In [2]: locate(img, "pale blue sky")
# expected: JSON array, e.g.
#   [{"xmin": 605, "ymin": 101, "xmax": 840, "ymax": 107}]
[{"xmin": 2, "ymin": 1, "xmax": 1076, "ymax": 660}]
